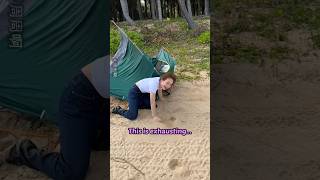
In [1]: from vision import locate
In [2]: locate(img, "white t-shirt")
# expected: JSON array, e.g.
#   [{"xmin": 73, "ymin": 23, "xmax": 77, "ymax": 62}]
[{"xmin": 136, "ymin": 77, "xmax": 160, "ymax": 94}]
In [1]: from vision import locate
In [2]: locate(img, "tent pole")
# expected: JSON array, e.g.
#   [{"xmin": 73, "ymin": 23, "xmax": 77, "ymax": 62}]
[
  {"xmin": 111, "ymin": 20, "xmax": 144, "ymax": 55},
  {"xmin": 111, "ymin": 20, "xmax": 126, "ymax": 35}
]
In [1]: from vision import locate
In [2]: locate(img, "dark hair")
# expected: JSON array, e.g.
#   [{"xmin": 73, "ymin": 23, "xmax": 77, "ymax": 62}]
[{"xmin": 160, "ymin": 73, "xmax": 176, "ymax": 84}]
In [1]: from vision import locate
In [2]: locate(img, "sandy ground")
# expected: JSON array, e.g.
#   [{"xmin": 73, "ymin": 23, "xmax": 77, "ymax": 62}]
[
  {"xmin": 213, "ymin": 57, "xmax": 320, "ymax": 179},
  {"xmin": 0, "ymin": 110, "xmax": 108, "ymax": 180},
  {"xmin": 110, "ymin": 81, "xmax": 210, "ymax": 180}
]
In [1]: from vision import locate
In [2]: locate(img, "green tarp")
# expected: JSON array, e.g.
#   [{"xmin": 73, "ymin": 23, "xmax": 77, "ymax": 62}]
[
  {"xmin": 110, "ymin": 26, "xmax": 176, "ymax": 100},
  {"xmin": 0, "ymin": 0, "xmax": 108, "ymax": 122}
]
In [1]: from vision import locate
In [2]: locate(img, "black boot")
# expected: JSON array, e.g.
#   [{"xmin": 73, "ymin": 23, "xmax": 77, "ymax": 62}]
[
  {"xmin": 6, "ymin": 139, "xmax": 39, "ymax": 168},
  {"xmin": 112, "ymin": 106, "xmax": 123, "ymax": 114}
]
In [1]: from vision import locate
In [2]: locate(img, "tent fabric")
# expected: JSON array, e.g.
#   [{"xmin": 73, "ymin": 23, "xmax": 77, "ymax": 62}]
[
  {"xmin": 156, "ymin": 48, "xmax": 177, "ymax": 74},
  {"xmin": 110, "ymin": 30, "xmax": 129, "ymax": 74},
  {"xmin": 110, "ymin": 36, "xmax": 155, "ymax": 100},
  {"xmin": 0, "ymin": 0, "xmax": 108, "ymax": 122},
  {"xmin": 110, "ymin": 25, "xmax": 176, "ymax": 100}
]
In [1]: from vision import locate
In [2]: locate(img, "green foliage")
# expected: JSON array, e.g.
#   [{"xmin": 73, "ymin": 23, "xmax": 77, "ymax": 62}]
[
  {"xmin": 215, "ymin": 41, "xmax": 262, "ymax": 64},
  {"xmin": 126, "ymin": 31, "xmax": 144, "ymax": 48},
  {"xmin": 215, "ymin": 1, "xmax": 320, "ymax": 34},
  {"xmin": 275, "ymin": 4, "xmax": 320, "ymax": 29},
  {"xmin": 197, "ymin": 31, "xmax": 210, "ymax": 44},
  {"xmin": 110, "ymin": 28, "xmax": 120, "ymax": 54},
  {"xmin": 213, "ymin": 0, "xmax": 320, "ymax": 66},
  {"xmin": 215, "ymin": 44, "xmax": 292, "ymax": 64},
  {"xmin": 194, "ymin": 58, "xmax": 210, "ymax": 70},
  {"xmin": 176, "ymin": 18, "xmax": 189, "ymax": 31},
  {"xmin": 110, "ymin": 28, "xmax": 144, "ymax": 54}
]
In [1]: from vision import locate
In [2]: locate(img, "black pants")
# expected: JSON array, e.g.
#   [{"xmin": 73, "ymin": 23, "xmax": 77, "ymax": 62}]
[
  {"xmin": 22, "ymin": 71, "xmax": 109, "ymax": 179},
  {"xmin": 118, "ymin": 85, "xmax": 153, "ymax": 120}
]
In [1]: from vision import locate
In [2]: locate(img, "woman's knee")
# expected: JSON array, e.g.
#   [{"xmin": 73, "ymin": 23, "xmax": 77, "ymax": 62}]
[{"xmin": 127, "ymin": 113, "xmax": 138, "ymax": 120}]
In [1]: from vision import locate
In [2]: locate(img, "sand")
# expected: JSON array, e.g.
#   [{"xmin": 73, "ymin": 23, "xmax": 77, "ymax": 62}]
[
  {"xmin": 0, "ymin": 80, "xmax": 210, "ymax": 180},
  {"xmin": 110, "ymin": 81, "xmax": 210, "ymax": 180},
  {"xmin": 213, "ymin": 58, "xmax": 320, "ymax": 179},
  {"xmin": 0, "ymin": 109, "xmax": 108, "ymax": 180}
]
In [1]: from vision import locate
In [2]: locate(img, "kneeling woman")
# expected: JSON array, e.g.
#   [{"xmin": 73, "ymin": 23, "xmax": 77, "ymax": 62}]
[
  {"xmin": 5, "ymin": 56, "xmax": 109, "ymax": 180},
  {"xmin": 112, "ymin": 73, "xmax": 176, "ymax": 121}
]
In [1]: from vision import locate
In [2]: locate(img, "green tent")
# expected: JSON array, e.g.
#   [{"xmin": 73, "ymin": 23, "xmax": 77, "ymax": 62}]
[
  {"xmin": 110, "ymin": 24, "xmax": 176, "ymax": 100},
  {"xmin": 0, "ymin": 0, "xmax": 108, "ymax": 122}
]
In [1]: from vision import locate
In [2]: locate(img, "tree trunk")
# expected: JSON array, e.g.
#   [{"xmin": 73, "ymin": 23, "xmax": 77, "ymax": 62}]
[
  {"xmin": 170, "ymin": 1, "xmax": 174, "ymax": 17},
  {"xmin": 150, "ymin": 0, "xmax": 157, "ymax": 19},
  {"xmin": 192, "ymin": 1, "xmax": 196, "ymax": 16},
  {"xmin": 137, "ymin": 0, "xmax": 143, "ymax": 19},
  {"xmin": 177, "ymin": 1, "xmax": 180, "ymax": 17},
  {"xmin": 129, "ymin": 0, "xmax": 136, "ymax": 20},
  {"xmin": 198, "ymin": 0, "xmax": 202, "ymax": 15},
  {"xmin": 186, "ymin": 0, "xmax": 192, "ymax": 16},
  {"xmin": 156, "ymin": 0, "xmax": 162, "ymax": 20},
  {"xmin": 177, "ymin": 0, "xmax": 197, "ymax": 29},
  {"xmin": 179, "ymin": 0, "xmax": 185, "ymax": 18},
  {"xmin": 204, "ymin": 0, "xmax": 209, "ymax": 15},
  {"xmin": 149, "ymin": 0, "xmax": 152, "ymax": 18},
  {"xmin": 145, "ymin": 0, "xmax": 149, "ymax": 18},
  {"xmin": 120, "ymin": 0, "xmax": 135, "ymax": 25},
  {"xmin": 161, "ymin": 0, "xmax": 165, "ymax": 19}
]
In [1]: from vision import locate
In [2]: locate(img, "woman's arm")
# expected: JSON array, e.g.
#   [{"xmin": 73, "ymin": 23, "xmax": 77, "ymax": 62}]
[
  {"xmin": 150, "ymin": 93, "xmax": 157, "ymax": 117},
  {"xmin": 150, "ymin": 93, "xmax": 161, "ymax": 121},
  {"xmin": 158, "ymin": 88, "xmax": 163, "ymax": 101}
]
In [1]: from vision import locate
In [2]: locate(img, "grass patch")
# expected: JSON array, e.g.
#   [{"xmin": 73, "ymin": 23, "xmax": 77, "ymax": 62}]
[
  {"xmin": 110, "ymin": 28, "xmax": 145, "ymax": 54},
  {"xmin": 213, "ymin": 0, "xmax": 320, "ymax": 66},
  {"xmin": 197, "ymin": 31, "xmax": 210, "ymax": 44},
  {"xmin": 110, "ymin": 28, "xmax": 120, "ymax": 54}
]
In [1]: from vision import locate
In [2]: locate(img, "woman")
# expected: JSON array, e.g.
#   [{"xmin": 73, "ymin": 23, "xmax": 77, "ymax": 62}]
[
  {"xmin": 4, "ymin": 56, "xmax": 109, "ymax": 180},
  {"xmin": 112, "ymin": 73, "xmax": 176, "ymax": 121}
]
